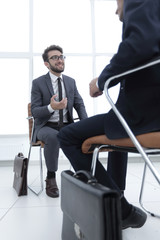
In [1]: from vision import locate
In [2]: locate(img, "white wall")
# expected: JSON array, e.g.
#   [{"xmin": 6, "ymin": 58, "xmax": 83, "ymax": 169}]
[
  {"xmin": 0, "ymin": 134, "xmax": 29, "ymax": 161},
  {"xmin": 0, "ymin": 134, "xmax": 66, "ymax": 165}
]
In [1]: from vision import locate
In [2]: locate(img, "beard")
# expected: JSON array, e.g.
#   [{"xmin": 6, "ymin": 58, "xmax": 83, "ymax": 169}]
[{"xmin": 49, "ymin": 63, "xmax": 64, "ymax": 73}]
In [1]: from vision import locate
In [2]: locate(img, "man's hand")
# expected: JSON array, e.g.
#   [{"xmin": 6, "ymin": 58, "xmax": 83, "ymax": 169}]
[
  {"xmin": 50, "ymin": 95, "xmax": 67, "ymax": 110},
  {"xmin": 89, "ymin": 78, "xmax": 103, "ymax": 97}
]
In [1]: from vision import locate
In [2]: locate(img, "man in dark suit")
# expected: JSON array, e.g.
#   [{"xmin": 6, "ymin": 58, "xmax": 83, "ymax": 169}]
[
  {"xmin": 58, "ymin": 0, "xmax": 160, "ymax": 229},
  {"xmin": 31, "ymin": 45, "xmax": 88, "ymax": 198}
]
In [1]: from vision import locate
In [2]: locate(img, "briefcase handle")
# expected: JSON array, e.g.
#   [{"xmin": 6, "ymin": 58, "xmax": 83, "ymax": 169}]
[
  {"xmin": 74, "ymin": 170, "xmax": 97, "ymax": 184},
  {"xmin": 73, "ymin": 146, "xmax": 101, "ymax": 184},
  {"xmin": 18, "ymin": 152, "xmax": 24, "ymax": 158}
]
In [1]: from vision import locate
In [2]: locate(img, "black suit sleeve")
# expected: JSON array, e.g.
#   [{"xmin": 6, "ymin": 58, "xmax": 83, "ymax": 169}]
[{"xmin": 98, "ymin": 0, "xmax": 160, "ymax": 91}]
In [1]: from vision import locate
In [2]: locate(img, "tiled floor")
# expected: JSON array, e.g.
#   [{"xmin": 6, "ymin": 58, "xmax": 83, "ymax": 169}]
[{"xmin": 0, "ymin": 158, "xmax": 160, "ymax": 240}]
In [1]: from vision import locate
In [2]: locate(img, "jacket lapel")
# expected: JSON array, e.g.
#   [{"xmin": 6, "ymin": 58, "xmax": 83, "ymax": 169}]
[
  {"xmin": 45, "ymin": 73, "xmax": 54, "ymax": 96},
  {"xmin": 45, "ymin": 73, "xmax": 71, "ymax": 97},
  {"xmin": 63, "ymin": 75, "xmax": 70, "ymax": 97}
]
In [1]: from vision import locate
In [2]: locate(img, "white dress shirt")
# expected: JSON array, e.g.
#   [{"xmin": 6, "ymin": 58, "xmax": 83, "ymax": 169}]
[{"xmin": 47, "ymin": 72, "xmax": 68, "ymax": 123}]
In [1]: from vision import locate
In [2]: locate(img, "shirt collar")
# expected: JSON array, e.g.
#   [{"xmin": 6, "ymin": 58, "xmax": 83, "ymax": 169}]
[{"xmin": 49, "ymin": 72, "xmax": 63, "ymax": 83}]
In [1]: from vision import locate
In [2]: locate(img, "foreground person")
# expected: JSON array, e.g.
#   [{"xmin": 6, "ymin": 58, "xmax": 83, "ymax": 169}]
[{"xmin": 58, "ymin": 0, "xmax": 160, "ymax": 228}]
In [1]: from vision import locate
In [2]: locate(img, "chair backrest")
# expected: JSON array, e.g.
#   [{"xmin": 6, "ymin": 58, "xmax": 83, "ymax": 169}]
[
  {"xmin": 28, "ymin": 103, "xmax": 33, "ymax": 142},
  {"xmin": 28, "ymin": 103, "xmax": 44, "ymax": 147}
]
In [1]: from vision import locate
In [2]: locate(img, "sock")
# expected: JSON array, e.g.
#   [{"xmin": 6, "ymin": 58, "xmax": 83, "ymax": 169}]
[{"xmin": 47, "ymin": 171, "xmax": 55, "ymax": 179}]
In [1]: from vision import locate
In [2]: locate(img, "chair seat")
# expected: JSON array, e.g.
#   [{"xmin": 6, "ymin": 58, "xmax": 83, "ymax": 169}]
[
  {"xmin": 82, "ymin": 131, "xmax": 160, "ymax": 154},
  {"xmin": 32, "ymin": 141, "xmax": 44, "ymax": 148}
]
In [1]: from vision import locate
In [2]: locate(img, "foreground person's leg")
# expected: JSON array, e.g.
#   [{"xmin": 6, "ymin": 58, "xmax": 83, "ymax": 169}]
[{"xmin": 58, "ymin": 116, "xmax": 147, "ymax": 229}]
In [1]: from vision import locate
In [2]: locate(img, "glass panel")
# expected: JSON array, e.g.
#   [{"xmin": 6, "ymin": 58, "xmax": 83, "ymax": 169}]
[
  {"xmin": 0, "ymin": 0, "xmax": 29, "ymax": 52},
  {"xmin": 95, "ymin": 0, "xmax": 122, "ymax": 53},
  {"xmin": 33, "ymin": 0, "xmax": 92, "ymax": 53},
  {"xmin": 95, "ymin": 55, "xmax": 112, "ymax": 77},
  {"xmin": 95, "ymin": 56, "xmax": 120, "ymax": 114},
  {"xmin": 33, "ymin": 56, "xmax": 47, "ymax": 80},
  {"xmin": 65, "ymin": 56, "xmax": 93, "ymax": 117},
  {"xmin": 0, "ymin": 59, "xmax": 29, "ymax": 134}
]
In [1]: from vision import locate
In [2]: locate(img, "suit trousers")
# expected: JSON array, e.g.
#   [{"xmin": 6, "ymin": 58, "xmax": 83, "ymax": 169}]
[
  {"xmin": 108, "ymin": 151, "xmax": 127, "ymax": 191},
  {"xmin": 37, "ymin": 122, "xmax": 70, "ymax": 172},
  {"xmin": 58, "ymin": 114, "xmax": 131, "ymax": 219},
  {"xmin": 37, "ymin": 125, "xmax": 60, "ymax": 172}
]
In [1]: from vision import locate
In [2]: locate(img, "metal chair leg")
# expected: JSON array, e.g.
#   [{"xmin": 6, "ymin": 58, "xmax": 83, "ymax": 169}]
[
  {"xmin": 28, "ymin": 145, "xmax": 44, "ymax": 196},
  {"xmin": 39, "ymin": 146, "xmax": 44, "ymax": 193},
  {"xmin": 139, "ymin": 162, "xmax": 160, "ymax": 218}
]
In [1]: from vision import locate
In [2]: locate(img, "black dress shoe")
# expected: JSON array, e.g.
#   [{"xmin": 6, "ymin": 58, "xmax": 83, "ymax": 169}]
[
  {"xmin": 45, "ymin": 178, "xmax": 59, "ymax": 198},
  {"xmin": 122, "ymin": 205, "xmax": 147, "ymax": 229}
]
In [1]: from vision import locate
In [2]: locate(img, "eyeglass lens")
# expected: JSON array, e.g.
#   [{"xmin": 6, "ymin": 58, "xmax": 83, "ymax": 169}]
[{"xmin": 49, "ymin": 55, "xmax": 66, "ymax": 61}]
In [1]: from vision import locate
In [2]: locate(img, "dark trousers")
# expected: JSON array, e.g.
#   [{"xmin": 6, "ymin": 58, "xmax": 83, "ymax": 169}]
[
  {"xmin": 108, "ymin": 151, "xmax": 127, "ymax": 191},
  {"xmin": 58, "ymin": 114, "xmax": 131, "ymax": 219}
]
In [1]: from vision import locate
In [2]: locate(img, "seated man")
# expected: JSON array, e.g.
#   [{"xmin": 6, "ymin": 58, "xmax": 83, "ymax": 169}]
[
  {"xmin": 58, "ymin": 0, "xmax": 160, "ymax": 229},
  {"xmin": 31, "ymin": 45, "xmax": 88, "ymax": 197}
]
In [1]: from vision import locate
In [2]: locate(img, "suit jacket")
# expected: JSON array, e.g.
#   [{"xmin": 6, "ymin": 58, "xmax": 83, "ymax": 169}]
[
  {"xmin": 97, "ymin": 0, "xmax": 160, "ymax": 139},
  {"xmin": 31, "ymin": 73, "xmax": 88, "ymax": 142}
]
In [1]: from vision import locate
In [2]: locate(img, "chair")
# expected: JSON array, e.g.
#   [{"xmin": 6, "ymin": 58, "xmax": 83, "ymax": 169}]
[
  {"xmin": 27, "ymin": 103, "xmax": 80, "ymax": 194},
  {"xmin": 27, "ymin": 103, "xmax": 44, "ymax": 195},
  {"xmin": 82, "ymin": 57, "xmax": 160, "ymax": 218}
]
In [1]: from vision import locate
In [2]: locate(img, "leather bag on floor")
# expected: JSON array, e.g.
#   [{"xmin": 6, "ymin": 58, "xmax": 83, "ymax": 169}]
[
  {"xmin": 13, "ymin": 152, "xmax": 28, "ymax": 196},
  {"xmin": 61, "ymin": 169, "xmax": 122, "ymax": 240}
]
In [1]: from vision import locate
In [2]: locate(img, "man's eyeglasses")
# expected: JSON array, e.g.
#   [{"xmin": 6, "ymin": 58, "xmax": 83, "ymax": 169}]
[{"xmin": 49, "ymin": 55, "xmax": 66, "ymax": 61}]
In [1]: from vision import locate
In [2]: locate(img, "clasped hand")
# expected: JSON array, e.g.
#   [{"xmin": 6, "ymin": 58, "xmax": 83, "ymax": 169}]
[
  {"xmin": 89, "ymin": 78, "xmax": 103, "ymax": 97},
  {"xmin": 50, "ymin": 95, "xmax": 67, "ymax": 110}
]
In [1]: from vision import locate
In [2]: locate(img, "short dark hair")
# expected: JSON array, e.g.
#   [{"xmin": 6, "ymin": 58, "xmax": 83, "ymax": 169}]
[{"xmin": 42, "ymin": 45, "xmax": 63, "ymax": 62}]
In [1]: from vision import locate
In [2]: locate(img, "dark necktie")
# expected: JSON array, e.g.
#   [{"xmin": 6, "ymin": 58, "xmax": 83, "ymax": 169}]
[{"xmin": 57, "ymin": 77, "xmax": 63, "ymax": 127}]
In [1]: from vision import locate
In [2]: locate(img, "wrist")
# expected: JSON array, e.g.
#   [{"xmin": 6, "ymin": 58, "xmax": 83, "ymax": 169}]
[{"xmin": 48, "ymin": 104, "xmax": 54, "ymax": 113}]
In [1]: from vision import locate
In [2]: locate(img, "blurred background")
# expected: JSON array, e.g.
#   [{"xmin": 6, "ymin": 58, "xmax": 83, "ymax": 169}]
[{"xmin": 0, "ymin": 0, "xmax": 122, "ymax": 161}]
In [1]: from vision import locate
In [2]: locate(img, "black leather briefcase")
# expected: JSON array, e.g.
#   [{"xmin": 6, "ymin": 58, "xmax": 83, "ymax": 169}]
[
  {"xmin": 61, "ymin": 169, "xmax": 122, "ymax": 240},
  {"xmin": 13, "ymin": 152, "xmax": 28, "ymax": 196}
]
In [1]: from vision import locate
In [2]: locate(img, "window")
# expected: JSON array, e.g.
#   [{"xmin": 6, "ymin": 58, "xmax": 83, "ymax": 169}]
[
  {"xmin": 0, "ymin": 0, "xmax": 29, "ymax": 52},
  {"xmin": 0, "ymin": 0, "xmax": 122, "ymax": 134},
  {"xmin": 0, "ymin": 59, "xmax": 29, "ymax": 134},
  {"xmin": 33, "ymin": 0, "xmax": 92, "ymax": 54}
]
